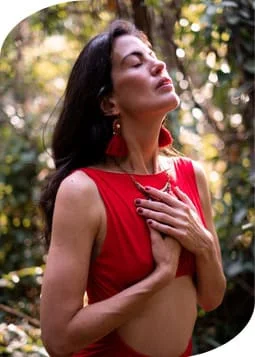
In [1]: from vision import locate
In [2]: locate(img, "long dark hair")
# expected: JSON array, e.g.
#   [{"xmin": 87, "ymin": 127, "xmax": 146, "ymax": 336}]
[{"xmin": 39, "ymin": 20, "xmax": 149, "ymax": 247}]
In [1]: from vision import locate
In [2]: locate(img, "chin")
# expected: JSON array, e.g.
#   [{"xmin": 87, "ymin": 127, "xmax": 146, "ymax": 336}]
[
  {"xmin": 163, "ymin": 93, "xmax": 180, "ymax": 113},
  {"xmin": 172, "ymin": 91, "xmax": 180, "ymax": 104},
  {"xmin": 172, "ymin": 94, "xmax": 180, "ymax": 110}
]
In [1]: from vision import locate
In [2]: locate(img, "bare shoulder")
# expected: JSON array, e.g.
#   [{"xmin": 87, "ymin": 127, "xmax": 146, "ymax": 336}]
[
  {"xmin": 52, "ymin": 170, "xmax": 103, "ymax": 247},
  {"xmin": 190, "ymin": 160, "xmax": 216, "ymax": 228},
  {"xmin": 160, "ymin": 155, "xmax": 207, "ymax": 183},
  {"xmin": 159, "ymin": 154, "xmax": 189, "ymax": 181},
  {"xmin": 159, "ymin": 154, "xmax": 178, "ymax": 179},
  {"xmin": 57, "ymin": 170, "xmax": 99, "ymax": 204},
  {"xmin": 191, "ymin": 159, "xmax": 206, "ymax": 177},
  {"xmin": 41, "ymin": 171, "xmax": 103, "ymax": 339},
  {"xmin": 190, "ymin": 160, "xmax": 209, "ymax": 194}
]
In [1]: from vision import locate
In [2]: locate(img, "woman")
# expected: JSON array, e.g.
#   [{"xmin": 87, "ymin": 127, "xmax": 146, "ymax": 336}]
[{"xmin": 40, "ymin": 20, "xmax": 226, "ymax": 357}]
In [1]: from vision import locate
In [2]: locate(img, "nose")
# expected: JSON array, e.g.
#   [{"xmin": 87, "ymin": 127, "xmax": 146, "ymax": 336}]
[{"xmin": 151, "ymin": 58, "xmax": 166, "ymax": 76}]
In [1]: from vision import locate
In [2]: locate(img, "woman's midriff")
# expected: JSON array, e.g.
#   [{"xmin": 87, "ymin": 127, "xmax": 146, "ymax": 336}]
[{"xmin": 117, "ymin": 276, "xmax": 197, "ymax": 357}]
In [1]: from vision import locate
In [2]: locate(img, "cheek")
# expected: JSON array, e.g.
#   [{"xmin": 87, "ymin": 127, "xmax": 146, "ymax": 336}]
[
  {"xmin": 115, "ymin": 75, "xmax": 151, "ymax": 108},
  {"xmin": 115, "ymin": 72, "xmax": 149, "ymax": 94},
  {"xmin": 119, "ymin": 89, "xmax": 149, "ymax": 113}
]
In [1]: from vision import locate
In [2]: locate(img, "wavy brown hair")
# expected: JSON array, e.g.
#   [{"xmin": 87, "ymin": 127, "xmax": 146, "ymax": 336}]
[{"xmin": 39, "ymin": 20, "xmax": 149, "ymax": 248}]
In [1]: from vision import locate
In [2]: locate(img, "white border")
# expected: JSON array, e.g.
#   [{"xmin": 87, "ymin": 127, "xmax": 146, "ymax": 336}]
[
  {"xmin": 0, "ymin": 0, "xmax": 254, "ymax": 356},
  {"xmin": 0, "ymin": 0, "xmax": 78, "ymax": 51}
]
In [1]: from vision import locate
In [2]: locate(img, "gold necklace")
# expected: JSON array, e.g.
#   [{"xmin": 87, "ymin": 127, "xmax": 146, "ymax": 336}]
[{"xmin": 112, "ymin": 158, "xmax": 171, "ymax": 198}]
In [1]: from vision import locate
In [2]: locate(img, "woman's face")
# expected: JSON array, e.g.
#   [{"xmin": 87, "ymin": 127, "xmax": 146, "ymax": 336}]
[{"xmin": 110, "ymin": 35, "xmax": 180, "ymax": 119}]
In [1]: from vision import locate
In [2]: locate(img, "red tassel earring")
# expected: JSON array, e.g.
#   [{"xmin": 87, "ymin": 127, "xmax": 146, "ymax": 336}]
[
  {"xmin": 159, "ymin": 126, "xmax": 173, "ymax": 148},
  {"xmin": 105, "ymin": 119, "xmax": 128, "ymax": 157}
]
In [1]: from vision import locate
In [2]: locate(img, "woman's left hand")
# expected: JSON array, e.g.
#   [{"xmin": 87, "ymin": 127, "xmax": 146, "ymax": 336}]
[{"xmin": 135, "ymin": 186, "xmax": 213, "ymax": 256}]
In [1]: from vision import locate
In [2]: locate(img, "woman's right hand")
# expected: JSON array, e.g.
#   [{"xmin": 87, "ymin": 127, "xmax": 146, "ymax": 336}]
[{"xmin": 148, "ymin": 225, "xmax": 182, "ymax": 286}]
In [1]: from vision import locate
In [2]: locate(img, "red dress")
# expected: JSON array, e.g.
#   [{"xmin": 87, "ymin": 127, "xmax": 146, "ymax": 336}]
[{"xmin": 72, "ymin": 158, "xmax": 206, "ymax": 356}]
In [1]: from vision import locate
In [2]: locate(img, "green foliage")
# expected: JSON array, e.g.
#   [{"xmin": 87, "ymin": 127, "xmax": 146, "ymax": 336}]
[
  {"xmin": 0, "ymin": 121, "xmax": 45, "ymax": 354},
  {"xmin": 0, "ymin": 123, "xmax": 42, "ymax": 272},
  {"xmin": 0, "ymin": 0, "xmax": 254, "ymax": 354},
  {"xmin": 172, "ymin": 0, "xmax": 254, "ymax": 352},
  {"xmin": 0, "ymin": 323, "xmax": 47, "ymax": 356}
]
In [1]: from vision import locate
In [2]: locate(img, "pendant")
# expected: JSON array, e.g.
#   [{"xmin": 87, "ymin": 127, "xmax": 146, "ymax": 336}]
[{"xmin": 131, "ymin": 173, "xmax": 170, "ymax": 198}]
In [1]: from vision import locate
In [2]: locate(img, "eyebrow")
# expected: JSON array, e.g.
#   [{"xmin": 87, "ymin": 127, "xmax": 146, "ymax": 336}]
[{"xmin": 120, "ymin": 50, "xmax": 156, "ymax": 66}]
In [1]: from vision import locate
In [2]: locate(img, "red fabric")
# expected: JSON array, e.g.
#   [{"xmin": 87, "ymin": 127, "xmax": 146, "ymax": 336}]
[{"xmin": 72, "ymin": 157, "xmax": 205, "ymax": 356}]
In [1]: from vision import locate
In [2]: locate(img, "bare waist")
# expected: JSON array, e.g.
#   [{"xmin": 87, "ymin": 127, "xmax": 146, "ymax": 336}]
[{"xmin": 117, "ymin": 276, "xmax": 197, "ymax": 357}]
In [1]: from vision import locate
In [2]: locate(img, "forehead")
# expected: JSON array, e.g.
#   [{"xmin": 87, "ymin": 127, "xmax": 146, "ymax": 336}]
[{"xmin": 111, "ymin": 35, "xmax": 150, "ymax": 65}]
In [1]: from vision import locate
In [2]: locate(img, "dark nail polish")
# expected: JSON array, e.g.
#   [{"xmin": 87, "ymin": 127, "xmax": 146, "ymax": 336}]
[
  {"xmin": 135, "ymin": 199, "xmax": 141, "ymax": 205},
  {"xmin": 137, "ymin": 208, "xmax": 143, "ymax": 214}
]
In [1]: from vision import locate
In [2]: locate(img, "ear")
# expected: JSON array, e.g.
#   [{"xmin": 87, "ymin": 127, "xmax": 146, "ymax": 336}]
[{"xmin": 100, "ymin": 95, "xmax": 119, "ymax": 117}]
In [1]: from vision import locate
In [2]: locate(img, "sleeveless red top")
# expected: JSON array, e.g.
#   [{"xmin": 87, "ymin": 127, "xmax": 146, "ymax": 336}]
[
  {"xmin": 79, "ymin": 157, "xmax": 206, "ymax": 304},
  {"xmin": 72, "ymin": 157, "xmax": 206, "ymax": 356}
]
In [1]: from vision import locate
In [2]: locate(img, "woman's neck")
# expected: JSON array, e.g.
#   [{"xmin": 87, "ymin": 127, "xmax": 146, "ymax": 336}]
[
  {"xmin": 119, "ymin": 117, "xmax": 164, "ymax": 174},
  {"xmin": 115, "ymin": 132, "xmax": 161, "ymax": 174},
  {"xmin": 115, "ymin": 152, "xmax": 159, "ymax": 175}
]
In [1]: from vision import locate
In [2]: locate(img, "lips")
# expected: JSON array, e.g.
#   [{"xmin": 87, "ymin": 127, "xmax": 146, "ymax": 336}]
[{"xmin": 156, "ymin": 77, "xmax": 173, "ymax": 89}]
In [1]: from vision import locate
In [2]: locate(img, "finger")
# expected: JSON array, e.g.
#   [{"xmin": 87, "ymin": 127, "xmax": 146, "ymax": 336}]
[
  {"xmin": 137, "ymin": 207, "xmax": 179, "ymax": 226},
  {"xmin": 144, "ymin": 186, "xmax": 181, "ymax": 207},
  {"xmin": 147, "ymin": 219, "xmax": 183, "ymax": 243},
  {"xmin": 147, "ymin": 224, "xmax": 157, "ymax": 238},
  {"xmin": 135, "ymin": 198, "xmax": 177, "ymax": 216},
  {"xmin": 172, "ymin": 186, "xmax": 197, "ymax": 211},
  {"xmin": 147, "ymin": 221, "xmax": 177, "ymax": 242},
  {"xmin": 147, "ymin": 224, "xmax": 164, "ymax": 244},
  {"xmin": 172, "ymin": 187, "xmax": 203, "ymax": 226}
]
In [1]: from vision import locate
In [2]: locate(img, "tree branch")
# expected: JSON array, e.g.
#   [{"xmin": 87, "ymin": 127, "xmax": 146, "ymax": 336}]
[{"xmin": 0, "ymin": 303, "xmax": 40, "ymax": 328}]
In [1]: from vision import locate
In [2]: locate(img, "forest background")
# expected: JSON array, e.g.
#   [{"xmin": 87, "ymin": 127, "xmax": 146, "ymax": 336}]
[{"xmin": 0, "ymin": 0, "xmax": 254, "ymax": 355}]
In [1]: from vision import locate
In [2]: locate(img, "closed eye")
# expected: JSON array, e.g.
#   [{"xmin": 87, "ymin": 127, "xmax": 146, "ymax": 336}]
[
  {"xmin": 132, "ymin": 62, "xmax": 142, "ymax": 68},
  {"xmin": 127, "ymin": 52, "xmax": 143, "ymax": 67},
  {"xmin": 122, "ymin": 50, "xmax": 158, "ymax": 68}
]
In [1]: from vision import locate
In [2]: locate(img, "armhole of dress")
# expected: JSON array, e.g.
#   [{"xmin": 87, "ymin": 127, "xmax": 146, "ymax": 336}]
[
  {"xmin": 74, "ymin": 168, "xmax": 110, "ymax": 261},
  {"xmin": 189, "ymin": 160, "xmax": 208, "ymax": 227},
  {"xmin": 174, "ymin": 158, "xmax": 208, "ymax": 228}
]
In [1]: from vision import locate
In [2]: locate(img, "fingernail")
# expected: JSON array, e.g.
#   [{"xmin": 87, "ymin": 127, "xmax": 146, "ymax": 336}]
[
  {"xmin": 137, "ymin": 208, "xmax": 143, "ymax": 214},
  {"xmin": 135, "ymin": 199, "xmax": 141, "ymax": 205},
  {"xmin": 145, "ymin": 186, "xmax": 151, "ymax": 191},
  {"xmin": 147, "ymin": 220, "xmax": 153, "ymax": 225}
]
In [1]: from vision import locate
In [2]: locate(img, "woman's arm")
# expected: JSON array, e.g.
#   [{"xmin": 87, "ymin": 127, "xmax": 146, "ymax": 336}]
[
  {"xmin": 40, "ymin": 171, "xmax": 180, "ymax": 357},
  {"xmin": 134, "ymin": 162, "xmax": 226, "ymax": 312},
  {"xmin": 192, "ymin": 161, "xmax": 226, "ymax": 311}
]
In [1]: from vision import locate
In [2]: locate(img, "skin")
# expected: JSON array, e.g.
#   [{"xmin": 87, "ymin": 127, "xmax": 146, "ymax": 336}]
[
  {"xmin": 134, "ymin": 160, "xmax": 226, "ymax": 311},
  {"xmin": 102, "ymin": 35, "xmax": 180, "ymax": 174},
  {"xmin": 40, "ymin": 34, "xmax": 226, "ymax": 357}
]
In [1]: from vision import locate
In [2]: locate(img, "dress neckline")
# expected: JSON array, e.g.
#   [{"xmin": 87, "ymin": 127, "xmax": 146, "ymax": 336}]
[
  {"xmin": 86, "ymin": 156, "xmax": 177, "ymax": 178},
  {"xmin": 86, "ymin": 166, "xmax": 170, "ymax": 178}
]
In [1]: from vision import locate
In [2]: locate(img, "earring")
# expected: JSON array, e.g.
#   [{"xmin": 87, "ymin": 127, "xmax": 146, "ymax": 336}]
[
  {"xmin": 159, "ymin": 126, "xmax": 173, "ymax": 148},
  {"xmin": 105, "ymin": 119, "xmax": 128, "ymax": 157}
]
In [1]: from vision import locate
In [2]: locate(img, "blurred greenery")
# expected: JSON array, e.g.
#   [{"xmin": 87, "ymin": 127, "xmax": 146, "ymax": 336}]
[{"xmin": 0, "ymin": 0, "xmax": 254, "ymax": 355}]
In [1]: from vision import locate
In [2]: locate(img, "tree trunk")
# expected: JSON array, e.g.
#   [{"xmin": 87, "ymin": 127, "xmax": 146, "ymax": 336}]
[{"xmin": 131, "ymin": 0, "xmax": 153, "ymax": 43}]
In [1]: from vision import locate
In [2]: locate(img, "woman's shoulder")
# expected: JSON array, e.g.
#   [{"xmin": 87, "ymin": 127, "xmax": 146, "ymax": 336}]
[
  {"xmin": 160, "ymin": 154, "xmax": 207, "ymax": 183},
  {"xmin": 162, "ymin": 155, "xmax": 203, "ymax": 170},
  {"xmin": 53, "ymin": 170, "xmax": 103, "ymax": 238},
  {"xmin": 160, "ymin": 154, "xmax": 193, "ymax": 172},
  {"xmin": 56, "ymin": 169, "xmax": 100, "ymax": 207},
  {"xmin": 168, "ymin": 157, "xmax": 209, "ymax": 197}
]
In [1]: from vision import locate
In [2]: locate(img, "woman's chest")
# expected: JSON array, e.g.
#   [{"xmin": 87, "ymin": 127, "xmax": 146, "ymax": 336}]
[{"xmin": 91, "ymin": 193, "xmax": 154, "ymax": 290}]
